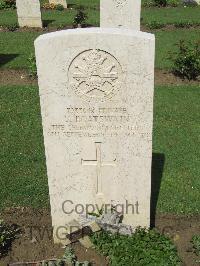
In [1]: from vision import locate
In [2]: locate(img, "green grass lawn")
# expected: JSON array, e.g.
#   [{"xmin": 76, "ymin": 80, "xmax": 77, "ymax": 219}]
[
  {"xmin": 0, "ymin": 0, "xmax": 100, "ymax": 28},
  {"xmin": 1, "ymin": 4, "xmax": 200, "ymax": 27},
  {"xmin": 0, "ymin": 2, "xmax": 199, "ymax": 70},
  {"xmin": 0, "ymin": 29, "xmax": 199, "ymax": 70},
  {"xmin": 0, "ymin": 32, "xmax": 40, "ymax": 69},
  {"xmin": 155, "ymin": 29, "xmax": 200, "ymax": 69},
  {"xmin": 0, "ymin": 85, "xmax": 49, "ymax": 209},
  {"xmin": 0, "ymin": 9, "xmax": 100, "ymax": 28},
  {"xmin": 142, "ymin": 6, "xmax": 200, "ymax": 25},
  {"xmin": 0, "ymin": 84, "xmax": 199, "ymax": 214},
  {"xmin": 154, "ymin": 85, "xmax": 200, "ymax": 214}
]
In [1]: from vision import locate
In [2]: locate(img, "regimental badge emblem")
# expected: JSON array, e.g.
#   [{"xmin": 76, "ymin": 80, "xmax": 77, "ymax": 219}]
[
  {"xmin": 68, "ymin": 49, "xmax": 122, "ymax": 102},
  {"xmin": 112, "ymin": 0, "xmax": 127, "ymax": 8}
]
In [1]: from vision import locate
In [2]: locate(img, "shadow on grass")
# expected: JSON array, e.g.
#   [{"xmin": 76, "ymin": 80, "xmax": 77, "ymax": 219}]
[
  {"xmin": 0, "ymin": 54, "xmax": 19, "ymax": 67},
  {"xmin": 151, "ymin": 153, "xmax": 165, "ymax": 227},
  {"xmin": 67, "ymin": 3, "xmax": 76, "ymax": 8},
  {"xmin": 43, "ymin": 20, "xmax": 55, "ymax": 27}
]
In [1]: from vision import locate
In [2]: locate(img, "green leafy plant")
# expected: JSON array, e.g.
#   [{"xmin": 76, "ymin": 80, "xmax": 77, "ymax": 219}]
[
  {"xmin": 28, "ymin": 53, "xmax": 37, "ymax": 78},
  {"xmin": 192, "ymin": 235, "xmax": 200, "ymax": 256},
  {"xmin": 175, "ymin": 21, "xmax": 200, "ymax": 28},
  {"xmin": 167, "ymin": 0, "xmax": 180, "ymax": 6},
  {"xmin": 0, "ymin": 219, "xmax": 19, "ymax": 256},
  {"xmin": 0, "ymin": 0, "xmax": 15, "ymax": 9},
  {"xmin": 174, "ymin": 21, "xmax": 196, "ymax": 28},
  {"xmin": 154, "ymin": 0, "xmax": 167, "ymax": 6},
  {"xmin": 7, "ymin": 23, "xmax": 19, "ymax": 31},
  {"xmin": 73, "ymin": 5, "xmax": 88, "ymax": 27},
  {"xmin": 5, "ymin": 0, "xmax": 15, "ymax": 8},
  {"xmin": 146, "ymin": 21, "xmax": 165, "ymax": 29},
  {"xmin": 171, "ymin": 40, "xmax": 200, "ymax": 80},
  {"xmin": 55, "ymin": 4, "xmax": 64, "ymax": 11},
  {"xmin": 0, "ymin": 0, "xmax": 6, "ymax": 9},
  {"xmin": 91, "ymin": 228, "xmax": 181, "ymax": 266},
  {"xmin": 61, "ymin": 247, "xmax": 91, "ymax": 265},
  {"xmin": 142, "ymin": 0, "xmax": 155, "ymax": 7}
]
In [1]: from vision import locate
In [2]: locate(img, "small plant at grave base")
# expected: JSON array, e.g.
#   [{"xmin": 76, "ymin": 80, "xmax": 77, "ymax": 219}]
[
  {"xmin": 61, "ymin": 247, "xmax": 91, "ymax": 265},
  {"xmin": 170, "ymin": 40, "xmax": 200, "ymax": 80},
  {"xmin": 146, "ymin": 21, "xmax": 165, "ymax": 30},
  {"xmin": 167, "ymin": 0, "xmax": 180, "ymax": 6},
  {"xmin": 174, "ymin": 21, "xmax": 193, "ymax": 28},
  {"xmin": 154, "ymin": 0, "xmax": 167, "ymax": 6},
  {"xmin": 33, "ymin": 248, "xmax": 91, "ymax": 265},
  {"xmin": 142, "ymin": 0, "xmax": 155, "ymax": 7},
  {"xmin": 4, "ymin": 0, "xmax": 15, "ymax": 8},
  {"xmin": 0, "ymin": 0, "xmax": 16, "ymax": 9},
  {"xmin": 91, "ymin": 228, "xmax": 181, "ymax": 265},
  {"xmin": 57, "ymin": 23, "xmax": 67, "ymax": 30},
  {"xmin": 174, "ymin": 21, "xmax": 200, "ymax": 28},
  {"xmin": 55, "ymin": 4, "xmax": 64, "ymax": 11},
  {"xmin": 0, "ymin": 0, "xmax": 6, "ymax": 9},
  {"xmin": 192, "ymin": 235, "xmax": 200, "ymax": 256},
  {"xmin": 0, "ymin": 219, "xmax": 19, "ymax": 256},
  {"xmin": 73, "ymin": 5, "xmax": 88, "ymax": 28},
  {"xmin": 27, "ymin": 53, "xmax": 37, "ymax": 78},
  {"xmin": 7, "ymin": 23, "xmax": 19, "ymax": 32}
]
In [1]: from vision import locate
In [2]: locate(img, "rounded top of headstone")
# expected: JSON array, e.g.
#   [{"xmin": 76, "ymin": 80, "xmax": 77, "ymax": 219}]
[{"xmin": 34, "ymin": 28, "xmax": 155, "ymax": 46}]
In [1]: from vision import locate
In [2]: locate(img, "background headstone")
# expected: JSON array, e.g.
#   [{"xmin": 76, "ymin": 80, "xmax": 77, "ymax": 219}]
[
  {"xmin": 101, "ymin": 0, "xmax": 141, "ymax": 30},
  {"xmin": 16, "ymin": 0, "xmax": 42, "ymax": 28},
  {"xmin": 35, "ymin": 28, "xmax": 155, "ymax": 244},
  {"xmin": 49, "ymin": 0, "xmax": 67, "ymax": 8}
]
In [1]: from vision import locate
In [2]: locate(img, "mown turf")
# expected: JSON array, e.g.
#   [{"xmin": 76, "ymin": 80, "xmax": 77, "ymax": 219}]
[
  {"xmin": 0, "ymin": 32, "xmax": 40, "ymax": 69},
  {"xmin": 0, "ymin": 9, "xmax": 99, "ymax": 28},
  {"xmin": 155, "ymin": 29, "xmax": 200, "ymax": 69},
  {"xmin": 0, "ymin": 85, "xmax": 199, "ymax": 214},
  {"xmin": 142, "ymin": 6, "xmax": 200, "ymax": 25},
  {"xmin": 154, "ymin": 85, "xmax": 200, "ymax": 214},
  {"xmin": 1, "ymin": 4, "xmax": 200, "ymax": 27},
  {"xmin": 0, "ymin": 29, "xmax": 199, "ymax": 70},
  {"xmin": 0, "ymin": 85, "xmax": 49, "ymax": 209}
]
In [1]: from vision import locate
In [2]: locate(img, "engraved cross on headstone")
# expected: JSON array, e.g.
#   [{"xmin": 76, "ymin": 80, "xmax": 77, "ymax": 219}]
[{"xmin": 82, "ymin": 142, "xmax": 116, "ymax": 196}]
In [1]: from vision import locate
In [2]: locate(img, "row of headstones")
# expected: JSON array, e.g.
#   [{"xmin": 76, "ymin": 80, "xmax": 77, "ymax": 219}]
[
  {"xmin": 16, "ymin": 0, "xmax": 141, "ymax": 30},
  {"xmin": 16, "ymin": 0, "xmax": 67, "ymax": 28},
  {"xmin": 35, "ymin": 0, "xmax": 154, "ymax": 245}
]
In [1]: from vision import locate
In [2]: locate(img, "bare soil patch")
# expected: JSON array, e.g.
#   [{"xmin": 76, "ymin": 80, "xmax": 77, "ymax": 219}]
[
  {"xmin": 155, "ymin": 214, "xmax": 200, "ymax": 266},
  {"xmin": 155, "ymin": 69, "xmax": 200, "ymax": 86},
  {"xmin": 141, "ymin": 25, "xmax": 200, "ymax": 32},
  {"xmin": 1, "ymin": 24, "xmax": 200, "ymax": 33},
  {"xmin": 0, "ymin": 69, "xmax": 37, "ymax": 86},
  {"xmin": 0, "ymin": 25, "xmax": 92, "ymax": 33},
  {"xmin": 0, "ymin": 69, "xmax": 199, "ymax": 87},
  {"xmin": 0, "ymin": 208, "xmax": 199, "ymax": 265},
  {"xmin": 0, "ymin": 207, "xmax": 108, "ymax": 265}
]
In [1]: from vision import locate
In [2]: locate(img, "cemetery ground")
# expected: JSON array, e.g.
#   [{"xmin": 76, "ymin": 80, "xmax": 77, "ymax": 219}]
[{"xmin": 0, "ymin": 1, "xmax": 200, "ymax": 265}]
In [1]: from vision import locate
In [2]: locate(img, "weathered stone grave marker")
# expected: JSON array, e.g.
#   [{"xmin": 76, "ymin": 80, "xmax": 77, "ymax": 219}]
[
  {"xmin": 49, "ymin": 0, "xmax": 67, "ymax": 8},
  {"xmin": 35, "ymin": 0, "xmax": 154, "ymax": 245},
  {"xmin": 16, "ymin": 0, "xmax": 42, "ymax": 28},
  {"xmin": 101, "ymin": 0, "xmax": 141, "ymax": 30}
]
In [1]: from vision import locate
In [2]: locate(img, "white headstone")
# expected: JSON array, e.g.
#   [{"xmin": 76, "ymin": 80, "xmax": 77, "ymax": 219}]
[
  {"xmin": 16, "ymin": 0, "xmax": 42, "ymax": 28},
  {"xmin": 35, "ymin": 28, "xmax": 155, "ymax": 244},
  {"xmin": 101, "ymin": 0, "xmax": 141, "ymax": 30},
  {"xmin": 49, "ymin": 0, "xmax": 67, "ymax": 8}
]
